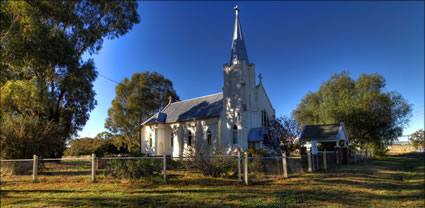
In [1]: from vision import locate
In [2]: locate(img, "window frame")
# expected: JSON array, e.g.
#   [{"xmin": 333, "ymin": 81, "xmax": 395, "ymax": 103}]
[
  {"xmin": 187, "ymin": 130, "xmax": 192, "ymax": 146},
  {"xmin": 232, "ymin": 125, "xmax": 238, "ymax": 145},
  {"xmin": 207, "ymin": 129, "xmax": 212, "ymax": 146},
  {"xmin": 170, "ymin": 132, "xmax": 174, "ymax": 147},
  {"xmin": 149, "ymin": 133, "xmax": 153, "ymax": 147}
]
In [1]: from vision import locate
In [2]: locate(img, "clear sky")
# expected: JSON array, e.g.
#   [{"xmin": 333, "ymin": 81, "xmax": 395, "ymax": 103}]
[{"xmin": 79, "ymin": 1, "xmax": 424, "ymax": 141}]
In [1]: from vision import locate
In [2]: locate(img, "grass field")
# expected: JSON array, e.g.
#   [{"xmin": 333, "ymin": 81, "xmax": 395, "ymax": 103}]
[{"xmin": 1, "ymin": 154, "xmax": 424, "ymax": 207}]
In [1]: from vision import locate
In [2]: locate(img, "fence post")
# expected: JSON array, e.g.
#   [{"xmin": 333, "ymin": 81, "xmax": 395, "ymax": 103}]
[
  {"xmin": 307, "ymin": 152, "xmax": 312, "ymax": 173},
  {"xmin": 282, "ymin": 151, "xmax": 288, "ymax": 178},
  {"xmin": 323, "ymin": 150, "xmax": 327, "ymax": 170},
  {"xmin": 32, "ymin": 154, "xmax": 38, "ymax": 182},
  {"xmin": 238, "ymin": 150, "xmax": 241, "ymax": 182},
  {"xmin": 91, "ymin": 153, "xmax": 96, "ymax": 182},
  {"xmin": 163, "ymin": 152, "xmax": 167, "ymax": 183},
  {"xmin": 244, "ymin": 152, "xmax": 248, "ymax": 185}
]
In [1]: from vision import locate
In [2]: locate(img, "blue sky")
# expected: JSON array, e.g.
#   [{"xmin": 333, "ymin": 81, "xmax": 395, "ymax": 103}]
[{"xmin": 80, "ymin": 1, "xmax": 424, "ymax": 141}]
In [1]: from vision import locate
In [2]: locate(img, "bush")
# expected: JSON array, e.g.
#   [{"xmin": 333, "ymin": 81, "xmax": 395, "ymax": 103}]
[
  {"xmin": 247, "ymin": 148, "xmax": 269, "ymax": 173},
  {"xmin": 186, "ymin": 149, "xmax": 238, "ymax": 178},
  {"xmin": 0, "ymin": 161, "xmax": 32, "ymax": 175},
  {"xmin": 192, "ymin": 157, "xmax": 238, "ymax": 178},
  {"xmin": 64, "ymin": 138, "xmax": 124, "ymax": 157},
  {"xmin": 104, "ymin": 158, "xmax": 162, "ymax": 179},
  {"xmin": 0, "ymin": 115, "xmax": 66, "ymax": 159}
]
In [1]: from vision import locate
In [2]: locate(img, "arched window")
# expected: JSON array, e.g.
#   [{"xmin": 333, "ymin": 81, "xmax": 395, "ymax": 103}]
[
  {"xmin": 207, "ymin": 129, "xmax": 212, "ymax": 146},
  {"xmin": 170, "ymin": 132, "xmax": 174, "ymax": 147},
  {"xmin": 149, "ymin": 133, "xmax": 153, "ymax": 147},
  {"xmin": 187, "ymin": 131, "xmax": 192, "ymax": 146},
  {"xmin": 232, "ymin": 125, "xmax": 238, "ymax": 145}
]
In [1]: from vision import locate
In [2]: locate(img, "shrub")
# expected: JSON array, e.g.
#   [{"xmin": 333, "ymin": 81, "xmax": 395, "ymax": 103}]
[
  {"xmin": 0, "ymin": 115, "xmax": 66, "ymax": 159},
  {"xmin": 190, "ymin": 156, "xmax": 238, "ymax": 178},
  {"xmin": 186, "ymin": 148, "xmax": 238, "ymax": 178},
  {"xmin": 104, "ymin": 158, "xmax": 162, "ymax": 179},
  {"xmin": 64, "ymin": 137, "xmax": 124, "ymax": 157},
  {"xmin": 0, "ymin": 161, "xmax": 32, "ymax": 175},
  {"xmin": 247, "ymin": 148, "xmax": 269, "ymax": 173}
]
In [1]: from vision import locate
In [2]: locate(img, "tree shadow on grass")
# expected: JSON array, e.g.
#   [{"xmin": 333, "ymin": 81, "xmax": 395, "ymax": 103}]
[{"xmin": 39, "ymin": 171, "xmax": 91, "ymax": 176}]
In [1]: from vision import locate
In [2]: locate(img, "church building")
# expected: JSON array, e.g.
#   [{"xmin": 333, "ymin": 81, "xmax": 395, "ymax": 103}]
[{"xmin": 140, "ymin": 6, "xmax": 275, "ymax": 156}]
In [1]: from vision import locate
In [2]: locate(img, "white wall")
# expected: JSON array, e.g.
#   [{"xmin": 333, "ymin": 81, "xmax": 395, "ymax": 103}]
[{"xmin": 141, "ymin": 117, "xmax": 220, "ymax": 156}]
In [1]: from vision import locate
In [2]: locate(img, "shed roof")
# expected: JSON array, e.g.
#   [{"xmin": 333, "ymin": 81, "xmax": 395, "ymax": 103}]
[
  {"xmin": 142, "ymin": 92, "xmax": 223, "ymax": 125},
  {"xmin": 299, "ymin": 123, "xmax": 346, "ymax": 143}
]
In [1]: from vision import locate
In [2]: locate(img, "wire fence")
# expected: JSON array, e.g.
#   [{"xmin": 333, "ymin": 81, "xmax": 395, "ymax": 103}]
[{"xmin": 0, "ymin": 150, "xmax": 372, "ymax": 185}]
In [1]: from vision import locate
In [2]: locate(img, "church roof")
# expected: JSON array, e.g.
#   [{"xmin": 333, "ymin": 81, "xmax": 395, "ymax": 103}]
[
  {"xmin": 142, "ymin": 92, "xmax": 223, "ymax": 125},
  {"xmin": 230, "ymin": 6, "xmax": 249, "ymax": 65}
]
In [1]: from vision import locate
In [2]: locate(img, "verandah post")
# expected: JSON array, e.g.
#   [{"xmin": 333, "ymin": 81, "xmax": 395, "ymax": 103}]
[
  {"xmin": 307, "ymin": 152, "xmax": 312, "ymax": 173},
  {"xmin": 91, "ymin": 153, "xmax": 96, "ymax": 182},
  {"xmin": 238, "ymin": 150, "xmax": 241, "ymax": 182},
  {"xmin": 335, "ymin": 149, "xmax": 340, "ymax": 166},
  {"xmin": 163, "ymin": 152, "xmax": 167, "ymax": 183},
  {"xmin": 32, "ymin": 154, "xmax": 38, "ymax": 182},
  {"xmin": 244, "ymin": 152, "xmax": 248, "ymax": 185},
  {"xmin": 323, "ymin": 150, "xmax": 327, "ymax": 170},
  {"xmin": 282, "ymin": 151, "xmax": 288, "ymax": 178}
]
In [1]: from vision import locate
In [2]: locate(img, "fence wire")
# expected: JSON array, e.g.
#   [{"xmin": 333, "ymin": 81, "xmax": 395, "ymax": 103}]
[
  {"xmin": 1, "ymin": 151, "xmax": 369, "ymax": 183},
  {"xmin": 165, "ymin": 156, "xmax": 240, "ymax": 185}
]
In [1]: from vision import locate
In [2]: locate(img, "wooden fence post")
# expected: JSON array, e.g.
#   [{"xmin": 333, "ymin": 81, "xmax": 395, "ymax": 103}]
[
  {"xmin": 244, "ymin": 152, "xmax": 248, "ymax": 185},
  {"xmin": 307, "ymin": 152, "xmax": 312, "ymax": 173},
  {"xmin": 238, "ymin": 150, "xmax": 241, "ymax": 182},
  {"xmin": 32, "ymin": 154, "xmax": 38, "ymax": 182},
  {"xmin": 163, "ymin": 153, "xmax": 167, "ymax": 183},
  {"xmin": 282, "ymin": 152, "xmax": 288, "ymax": 178},
  {"xmin": 91, "ymin": 153, "xmax": 96, "ymax": 182},
  {"xmin": 323, "ymin": 150, "xmax": 327, "ymax": 170}
]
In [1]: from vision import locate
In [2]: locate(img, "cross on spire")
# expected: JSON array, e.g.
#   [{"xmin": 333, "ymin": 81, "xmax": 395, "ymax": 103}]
[{"xmin": 258, "ymin": 73, "xmax": 263, "ymax": 83}]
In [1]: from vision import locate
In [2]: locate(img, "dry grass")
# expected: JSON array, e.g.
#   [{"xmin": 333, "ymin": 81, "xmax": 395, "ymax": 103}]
[{"xmin": 1, "ymin": 154, "xmax": 423, "ymax": 207}]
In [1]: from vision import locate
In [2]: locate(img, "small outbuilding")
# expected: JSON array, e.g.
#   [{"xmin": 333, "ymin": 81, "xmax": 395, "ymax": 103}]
[{"xmin": 299, "ymin": 122, "xmax": 349, "ymax": 164}]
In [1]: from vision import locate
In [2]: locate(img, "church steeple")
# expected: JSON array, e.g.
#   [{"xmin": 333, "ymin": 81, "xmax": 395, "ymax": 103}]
[{"xmin": 230, "ymin": 5, "xmax": 249, "ymax": 65}]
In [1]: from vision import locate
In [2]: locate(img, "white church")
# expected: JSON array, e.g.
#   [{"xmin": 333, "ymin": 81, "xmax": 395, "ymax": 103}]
[{"xmin": 140, "ymin": 6, "xmax": 275, "ymax": 156}]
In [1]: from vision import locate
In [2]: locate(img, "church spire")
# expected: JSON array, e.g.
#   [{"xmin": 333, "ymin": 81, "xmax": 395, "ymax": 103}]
[{"xmin": 230, "ymin": 5, "xmax": 249, "ymax": 65}]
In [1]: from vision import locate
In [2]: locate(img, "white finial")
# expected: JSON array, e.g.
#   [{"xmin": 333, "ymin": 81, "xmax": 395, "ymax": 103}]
[{"xmin": 234, "ymin": 5, "xmax": 239, "ymax": 15}]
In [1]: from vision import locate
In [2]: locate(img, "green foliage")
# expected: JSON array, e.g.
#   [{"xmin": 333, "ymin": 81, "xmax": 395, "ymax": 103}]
[
  {"xmin": 0, "ymin": 115, "xmax": 66, "ymax": 159},
  {"xmin": 293, "ymin": 72, "xmax": 412, "ymax": 155},
  {"xmin": 0, "ymin": 1, "xmax": 139, "ymax": 158},
  {"xmin": 409, "ymin": 129, "xmax": 424, "ymax": 150},
  {"xmin": 64, "ymin": 137, "xmax": 123, "ymax": 157},
  {"xmin": 95, "ymin": 131, "xmax": 113, "ymax": 139},
  {"xmin": 105, "ymin": 158, "xmax": 162, "ymax": 179},
  {"xmin": 105, "ymin": 71, "xmax": 179, "ymax": 151}
]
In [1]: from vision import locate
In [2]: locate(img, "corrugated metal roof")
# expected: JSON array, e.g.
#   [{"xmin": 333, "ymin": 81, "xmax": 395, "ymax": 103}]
[
  {"xmin": 142, "ymin": 92, "xmax": 223, "ymax": 125},
  {"xmin": 299, "ymin": 124, "xmax": 341, "ymax": 142},
  {"xmin": 142, "ymin": 112, "xmax": 167, "ymax": 125},
  {"xmin": 248, "ymin": 127, "xmax": 264, "ymax": 142}
]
